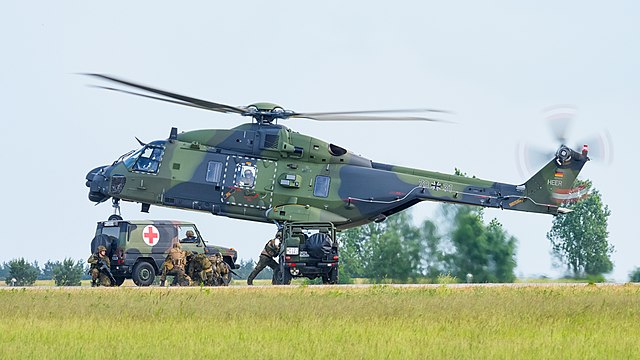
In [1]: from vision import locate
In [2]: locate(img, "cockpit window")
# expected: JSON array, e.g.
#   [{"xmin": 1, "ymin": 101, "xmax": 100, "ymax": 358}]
[
  {"xmin": 235, "ymin": 163, "xmax": 257, "ymax": 189},
  {"xmin": 124, "ymin": 145, "xmax": 165, "ymax": 173}
]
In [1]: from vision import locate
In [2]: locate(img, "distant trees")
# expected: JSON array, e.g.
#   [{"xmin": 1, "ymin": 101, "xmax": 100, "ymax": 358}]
[
  {"xmin": 235, "ymin": 259, "xmax": 272, "ymax": 280},
  {"xmin": 338, "ymin": 204, "xmax": 518, "ymax": 283},
  {"xmin": 547, "ymin": 180, "xmax": 613, "ymax": 278},
  {"xmin": 0, "ymin": 258, "xmax": 86, "ymax": 286},
  {"xmin": 5, "ymin": 258, "xmax": 39, "ymax": 286},
  {"xmin": 339, "ymin": 212, "xmax": 422, "ymax": 283},
  {"xmin": 629, "ymin": 268, "xmax": 640, "ymax": 283},
  {"xmin": 52, "ymin": 259, "xmax": 84, "ymax": 286},
  {"xmin": 420, "ymin": 205, "xmax": 517, "ymax": 283}
]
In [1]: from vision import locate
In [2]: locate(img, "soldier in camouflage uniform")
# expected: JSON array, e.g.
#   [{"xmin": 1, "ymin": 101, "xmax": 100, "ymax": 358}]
[
  {"xmin": 213, "ymin": 252, "xmax": 231, "ymax": 286},
  {"xmin": 247, "ymin": 231, "xmax": 281, "ymax": 285},
  {"xmin": 87, "ymin": 245, "xmax": 113, "ymax": 287},
  {"xmin": 189, "ymin": 253, "xmax": 214, "ymax": 285},
  {"xmin": 159, "ymin": 242, "xmax": 191, "ymax": 286}
]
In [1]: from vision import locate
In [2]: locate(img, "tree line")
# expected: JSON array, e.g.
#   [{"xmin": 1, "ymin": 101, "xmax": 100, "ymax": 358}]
[
  {"xmin": 337, "ymin": 204, "xmax": 518, "ymax": 284},
  {"xmin": 0, "ymin": 258, "xmax": 86, "ymax": 286}
]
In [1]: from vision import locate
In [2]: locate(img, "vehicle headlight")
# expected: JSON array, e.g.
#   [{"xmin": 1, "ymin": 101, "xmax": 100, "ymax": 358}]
[{"xmin": 286, "ymin": 247, "xmax": 299, "ymax": 255}]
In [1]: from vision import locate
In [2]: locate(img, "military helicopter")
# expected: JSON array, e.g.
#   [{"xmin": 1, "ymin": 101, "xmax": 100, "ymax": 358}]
[{"xmin": 85, "ymin": 74, "xmax": 589, "ymax": 229}]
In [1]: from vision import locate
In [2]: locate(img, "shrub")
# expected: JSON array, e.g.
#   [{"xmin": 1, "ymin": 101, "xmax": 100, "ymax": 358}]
[
  {"xmin": 53, "ymin": 259, "xmax": 84, "ymax": 286},
  {"xmin": 5, "ymin": 258, "xmax": 39, "ymax": 286},
  {"xmin": 629, "ymin": 267, "xmax": 640, "ymax": 283}
]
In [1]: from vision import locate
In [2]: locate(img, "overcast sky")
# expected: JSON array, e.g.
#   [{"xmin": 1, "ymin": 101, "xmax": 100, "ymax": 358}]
[{"xmin": 2, "ymin": 1, "xmax": 638, "ymax": 281}]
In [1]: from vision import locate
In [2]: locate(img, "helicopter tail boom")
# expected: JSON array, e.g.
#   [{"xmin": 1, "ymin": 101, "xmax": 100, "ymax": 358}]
[{"xmin": 504, "ymin": 145, "xmax": 589, "ymax": 214}]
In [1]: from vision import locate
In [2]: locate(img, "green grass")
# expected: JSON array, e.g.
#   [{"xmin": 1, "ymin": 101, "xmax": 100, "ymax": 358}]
[{"xmin": 0, "ymin": 285, "xmax": 638, "ymax": 359}]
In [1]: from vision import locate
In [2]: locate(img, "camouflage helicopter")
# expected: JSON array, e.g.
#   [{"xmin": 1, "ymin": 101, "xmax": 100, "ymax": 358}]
[{"xmin": 85, "ymin": 74, "xmax": 589, "ymax": 227}]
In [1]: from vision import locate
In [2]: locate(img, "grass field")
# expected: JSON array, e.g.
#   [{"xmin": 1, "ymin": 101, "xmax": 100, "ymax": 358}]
[{"xmin": 0, "ymin": 284, "xmax": 639, "ymax": 359}]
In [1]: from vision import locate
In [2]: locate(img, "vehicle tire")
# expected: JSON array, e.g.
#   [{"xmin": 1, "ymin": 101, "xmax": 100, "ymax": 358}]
[
  {"xmin": 113, "ymin": 276, "xmax": 126, "ymax": 286},
  {"xmin": 108, "ymin": 214, "xmax": 123, "ymax": 221},
  {"xmin": 272, "ymin": 267, "xmax": 292, "ymax": 285},
  {"xmin": 132, "ymin": 261, "xmax": 155, "ymax": 286},
  {"xmin": 322, "ymin": 267, "xmax": 338, "ymax": 285}
]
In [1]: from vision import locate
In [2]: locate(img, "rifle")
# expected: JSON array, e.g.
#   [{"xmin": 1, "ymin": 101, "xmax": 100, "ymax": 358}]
[{"xmin": 97, "ymin": 258, "xmax": 117, "ymax": 286}]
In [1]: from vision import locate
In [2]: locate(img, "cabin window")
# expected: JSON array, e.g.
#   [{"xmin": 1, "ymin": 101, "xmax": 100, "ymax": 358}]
[
  {"xmin": 206, "ymin": 161, "xmax": 223, "ymax": 183},
  {"xmin": 132, "ymin": 146, "xmax": 164, "ymax": 173},
  {"xmin": 235, "ymin": 163, "xmax": 257, "ymax": 189},
  {"xmin": 313, "ymin": 175, "xmax": 331, "ymax": 197}
]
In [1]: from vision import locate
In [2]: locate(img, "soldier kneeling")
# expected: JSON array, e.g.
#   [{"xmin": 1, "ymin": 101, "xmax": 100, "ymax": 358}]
[
  {"xmin": 159, "ymin": 242, "xmax": 191, "ymax": 286},
  {"xmin": 87, "ymin": 245, "xmax": 114, "ymax": 287}
]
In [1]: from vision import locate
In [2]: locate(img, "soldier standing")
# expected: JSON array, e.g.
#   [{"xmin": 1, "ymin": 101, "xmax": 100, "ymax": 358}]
[
  {"xmin": 88, "ymin": 245, "xmax": 113, "ymax": 287},
  {"xmin": 160, "ymin": 242, "xmax": 191, "ymax": 286},
  {"xmin": 247, "ymin": 231, "xmax": 281, "ymax": 285}
]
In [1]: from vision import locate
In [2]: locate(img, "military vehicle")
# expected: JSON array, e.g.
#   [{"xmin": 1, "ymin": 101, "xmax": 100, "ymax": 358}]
[
  {"xmin": 84, "ymin": 75, "xmax": 591, "ymax": 284},
  {"xmin": 91, "ymin": 219, "xmax": 238, "ymax": 286},
  {"xmin": 273, "ymin": 222, "xmax": 338, "ymax": 285}
]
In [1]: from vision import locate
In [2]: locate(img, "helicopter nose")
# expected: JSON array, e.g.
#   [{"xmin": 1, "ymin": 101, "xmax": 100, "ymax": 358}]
[{"xmin": 86, "ymin": 165, "xmax": 111, "ymax": 203}]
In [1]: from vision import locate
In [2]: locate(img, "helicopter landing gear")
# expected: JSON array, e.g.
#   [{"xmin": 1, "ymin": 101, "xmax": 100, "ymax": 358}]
[{"xmin": 108, "ymin": 199, "xmax": 123, "ymax": 221}]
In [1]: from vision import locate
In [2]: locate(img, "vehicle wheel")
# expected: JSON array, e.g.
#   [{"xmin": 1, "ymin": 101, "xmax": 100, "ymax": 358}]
[
  {"xmin": 273, "ymin": 267, "xmax": 292, "ymax": 285},
  {"xmin": 108, "ymin": 214, "xmax": 123, "ymax": 221},
  {"xmin": 323, "ymin": 267, "xmax": 338, "ymax": 285},
  {"xmin": 113, "ymin": 276, "xmax": 126, "ymax": 286},
  {"xmin": 132, "ymin": 261, "xmax": 155, "ymax": 286}
]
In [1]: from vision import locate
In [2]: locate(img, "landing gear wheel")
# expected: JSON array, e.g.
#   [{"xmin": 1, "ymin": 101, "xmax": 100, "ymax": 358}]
[
  {"xmin": 132, "ymin": 261, "xmax": 155, "ymax": 287},
  {"xmin": 109, "ymin": 198, "xmax": 122, "ymax": 221},
  {"xmin": 113, "ymin": 276, "xmax": 126, "ymax": 286}
]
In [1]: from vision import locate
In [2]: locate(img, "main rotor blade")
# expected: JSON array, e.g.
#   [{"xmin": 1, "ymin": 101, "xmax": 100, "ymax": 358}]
[
  {"xmin": 291, "ymin": 114, "xmax": 453, "ymax": 122},
  {"xmin": 90, "ymin": 86, "xmax": 215, "ymax": 112},
  {"xmin": 84, "ymin": 73, "xmax": 246, "ymax": 114},
  {"xmin": 293, "ymin": 108, "xmax": 451, "ymax": 117}
]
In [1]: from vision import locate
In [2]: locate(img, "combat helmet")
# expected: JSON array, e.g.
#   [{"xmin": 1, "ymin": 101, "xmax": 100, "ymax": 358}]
[{"xmin": 97, "ymin": 245, "xmax": 107, "ymax": 252}]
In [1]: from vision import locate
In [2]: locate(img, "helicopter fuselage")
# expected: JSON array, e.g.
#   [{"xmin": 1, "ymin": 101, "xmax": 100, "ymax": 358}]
[{"xmin": 86, "ymin": 123, "xmax": 588, "ymax": 229}]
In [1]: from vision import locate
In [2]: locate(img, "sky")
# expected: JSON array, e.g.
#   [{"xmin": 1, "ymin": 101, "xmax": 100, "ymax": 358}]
[{"xmin": 2, "ymin": 1, "xmax": 638, "ymax": 281}]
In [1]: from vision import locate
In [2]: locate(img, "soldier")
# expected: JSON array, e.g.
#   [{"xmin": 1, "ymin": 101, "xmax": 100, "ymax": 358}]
[
  {"xmin": 247, "ymin": 231, "xmax": 281, "ymax": 285},
  {"xmin": 189, "ymin": 253, "xmax": 214, "ymax": 285},
  {"xmin": 214, "ymin": 252, "xmax": 231, "ymax": 286},
  {"xmin": 159, "ymin": 242, "xmax": 191, "ymax": 286},
  {"xmin": 87, "ymin": 245, "xmax": 113, "ymax": 287},
  {"xmin": 182, "ymin": 230, "xmax": 197, "ymax": 243}
]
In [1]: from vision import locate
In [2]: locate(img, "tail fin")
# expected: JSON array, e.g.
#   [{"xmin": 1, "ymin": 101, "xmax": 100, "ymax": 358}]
[{"xmin": 517, "ymin": 145, "xmax": 589, "ymax": 214}]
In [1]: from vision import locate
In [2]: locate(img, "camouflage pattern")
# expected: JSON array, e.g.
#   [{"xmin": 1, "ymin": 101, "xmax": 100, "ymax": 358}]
[
  {"xmin": 87, "ymin": 250, "xmax": 112, "ymax": 286},
  {"xmin": 92, "ymin": 220, "xmax": 237, "ymax": 286},
  {"xmin": 87, "ymin": 122, "xmax": 589, "ymax": 231},
  {"xmin": 248, "ymin": 237, "xmax": 281, "ymax": 285},
  {"xmin": 187, "ymin": 253, "xmax": 214, "ymax": 285},
  {"xmin": 212, "ymin": 253, "xmax": 231, "ymax": 286}
]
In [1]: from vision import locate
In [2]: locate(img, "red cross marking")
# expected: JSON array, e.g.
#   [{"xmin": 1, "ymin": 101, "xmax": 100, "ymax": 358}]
[{"xmin": 143, "ymin": 226, "xmax": 159, "ymax": 245}]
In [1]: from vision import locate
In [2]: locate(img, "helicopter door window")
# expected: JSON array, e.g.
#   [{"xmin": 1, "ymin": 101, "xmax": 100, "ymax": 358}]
[
  {"xmin": 133, "ymin": 146, "xmax": 164, "ymax": 173},
  {"xmin": 313, "ymin": 175, "xmax": 330, "ymax": 197},
  {"xmin": 235, "ymin": 164, "xmax": 257, "ymax": 189},
  {"xmin": 205, "ymin": 161, "xmax": 223, "ymax": 183}
]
